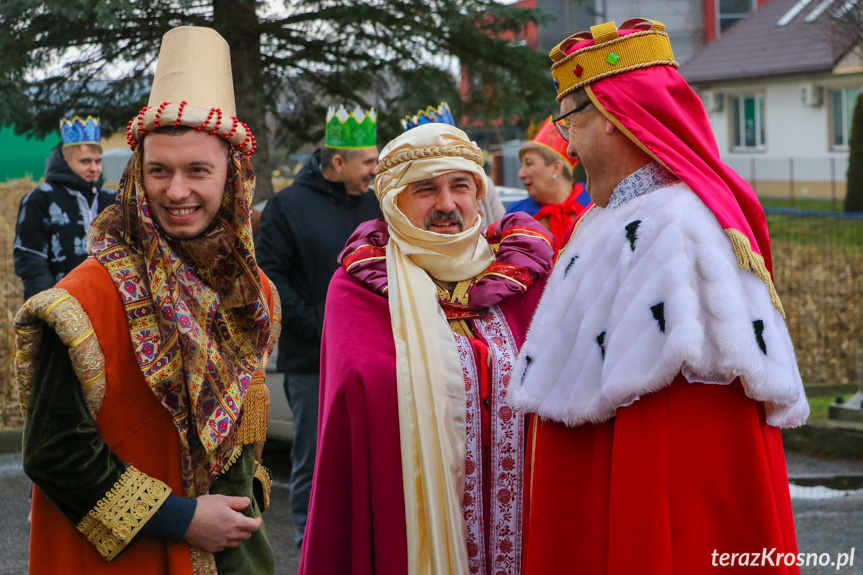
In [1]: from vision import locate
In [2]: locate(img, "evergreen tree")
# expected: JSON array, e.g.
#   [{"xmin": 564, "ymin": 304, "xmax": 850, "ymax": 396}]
[
  {"xmin": 846, "ymin": 92, "xmax": 863, "ymax": 213},
  {"xmin": 0, "ymin": 0, "xmax": 551, "ymax": 200}
]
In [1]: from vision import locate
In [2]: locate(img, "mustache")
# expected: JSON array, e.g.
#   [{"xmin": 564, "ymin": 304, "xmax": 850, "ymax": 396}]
[{"xmin": 424, "ymin": 209, "xmax": 464, "ymax": 231}]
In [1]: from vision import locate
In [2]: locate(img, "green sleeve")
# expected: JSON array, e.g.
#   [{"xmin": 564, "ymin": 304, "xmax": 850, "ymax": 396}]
[
  {"xmin": 22, "ymin": 327, "xmax": 171, "ymax": 561},
  {"xmin": 210, "ymin": 448, "xmax": 275, "ymax": 575}
]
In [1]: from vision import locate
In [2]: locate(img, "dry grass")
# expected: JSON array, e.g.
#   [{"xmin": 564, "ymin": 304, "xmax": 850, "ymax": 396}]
[
  {"xmin": 0, "ymin": 178, "xmax": 860, "ymax": 426},
  {"xmin": 773, "ymin": 240, "xmax": 863, "ymax": 385},
  {"xmin": 1, "ymin": 180, "xmax": 32, "ymax": 427}
]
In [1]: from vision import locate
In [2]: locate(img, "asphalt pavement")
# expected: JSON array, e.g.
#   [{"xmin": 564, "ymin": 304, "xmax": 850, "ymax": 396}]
[
  {"xmin": 0, "ymin": 441, "xmax": 300, "ymax": 575},
  {"xmin": 1, "ymin": 446, "xmax": 861, "ymax": 574}
]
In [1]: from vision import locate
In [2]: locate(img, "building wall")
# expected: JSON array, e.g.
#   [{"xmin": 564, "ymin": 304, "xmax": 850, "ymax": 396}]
[
  {"xmin": 700, "ymin": 73, "xmax": 863, "ymax": 198},
  {"xmin": 535, "ymin": 0, "xmax": 704, "ymax": 64},
  {"xmin": 604, "ymin": 0, "xmax": 703, "ymax": 64}
]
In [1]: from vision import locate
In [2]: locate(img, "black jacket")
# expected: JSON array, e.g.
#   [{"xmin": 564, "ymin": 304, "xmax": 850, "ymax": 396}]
[
  {"xmin": 13, "ymin": 147, "xmax": 115, "ymax": 299},
  {"xmin": 256, "ymin": 148, "xmax": 383, "ymax": 373}
]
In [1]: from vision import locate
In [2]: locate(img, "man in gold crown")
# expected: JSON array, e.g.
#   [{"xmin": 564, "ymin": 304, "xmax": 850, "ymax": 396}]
[
  {"xmin": 509, "ymin": 19, "xmax": 807, "ymax": 574},
  {"xmin": 299, "ymin": 123, "xmax": 555, "ymax": 574},
  {"xmin": 14, "ymin": 115, "xmax": 115, "ymax": 299},
  {"xmin": 16, "ymin": 27, "xmax": 279, "ymax": 574},
  {"xmin": 256, "ymin": 104, "xmax": 381, "ymax": 549}
]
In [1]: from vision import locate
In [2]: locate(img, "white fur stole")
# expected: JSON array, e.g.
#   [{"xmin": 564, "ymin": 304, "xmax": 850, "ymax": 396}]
[{"xmin": 509, "ymin": 182, "xmax": 809, "ymax": 428}]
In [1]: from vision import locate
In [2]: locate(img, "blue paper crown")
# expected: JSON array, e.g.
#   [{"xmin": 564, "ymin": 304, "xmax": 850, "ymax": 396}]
[
  {"xmin": 401, "ymin": 102, "xmax": 456, "ymax": 131},
  {"xmin": 60, "ymin": 115, "xmax": 101, "ymax": 146}
]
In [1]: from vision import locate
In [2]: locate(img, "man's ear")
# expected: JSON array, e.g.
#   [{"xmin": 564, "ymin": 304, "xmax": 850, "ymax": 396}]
[
  {"xmin": 331, "ymin": 154, "xmax": 345, "ymax": 174},
  {"xmin": 604, "ymin": 119, "xmax": 616, "ymax": 135}
]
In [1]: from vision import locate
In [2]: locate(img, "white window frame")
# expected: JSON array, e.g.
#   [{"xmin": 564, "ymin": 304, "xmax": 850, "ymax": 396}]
[
  {"xmin": 731, "ymin": 93, "xmax": 766, "ymax": 152},
  {"xmin": 717, "ymin": 0, "xmax": 756, "ymax": 36},
  {"xmin": 830, "ymin": 86, "xmax": 862, "ymax": 151}
]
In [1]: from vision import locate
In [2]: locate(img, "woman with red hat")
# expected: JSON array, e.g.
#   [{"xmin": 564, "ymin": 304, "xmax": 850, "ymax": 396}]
[{"xmin": 507, "ymin": 117, "xmax": 591, "ymax": 251}]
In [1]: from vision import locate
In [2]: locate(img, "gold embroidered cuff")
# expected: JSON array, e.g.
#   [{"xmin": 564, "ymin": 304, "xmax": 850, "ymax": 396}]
[{"xmin": 76, "ymin": 466, "xmax": 172, "ymax": 561}]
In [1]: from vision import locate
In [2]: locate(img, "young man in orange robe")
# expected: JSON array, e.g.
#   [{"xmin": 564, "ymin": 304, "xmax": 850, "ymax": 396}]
[
  {"xmin": 16, "ymin": 27, "xmax": 279, "ymax": 574},
  {"xmin": 509, "ymin": 19, "xmax": 809, "ymax": 575}
]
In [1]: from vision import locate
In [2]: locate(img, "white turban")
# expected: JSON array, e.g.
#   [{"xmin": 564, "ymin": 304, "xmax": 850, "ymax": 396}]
[{"xmin": 375, "ymin": 123, "xmax": 493, "ymax": 574}]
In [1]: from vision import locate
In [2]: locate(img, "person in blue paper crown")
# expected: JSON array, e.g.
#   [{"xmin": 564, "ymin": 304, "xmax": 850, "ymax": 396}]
[
  {"xmin": 401, "ymin": 102, "xmax": 505, "ymax": 225},
  {"xmin": 13, "ymin": 116, "xmax": 116, "ymax": 298}
]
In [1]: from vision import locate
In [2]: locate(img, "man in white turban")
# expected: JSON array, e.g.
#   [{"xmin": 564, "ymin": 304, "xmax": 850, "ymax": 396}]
[{"xmin": 298, "ymin": 123, "xmax": 555, "ymax": 575}]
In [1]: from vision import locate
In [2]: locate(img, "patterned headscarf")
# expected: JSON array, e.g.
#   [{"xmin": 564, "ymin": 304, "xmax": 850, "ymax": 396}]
[{"xmin": 88, "ymin": 144, "xmax": 270, "ymax": 495}]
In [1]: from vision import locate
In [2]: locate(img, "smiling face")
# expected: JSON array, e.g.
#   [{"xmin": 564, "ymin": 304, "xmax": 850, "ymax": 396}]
[
  {"xmin": 397, "ymin": 171, "xmax": 481, "ymax": 234},
  {"xmin": 330, "ymin": 147, "xmax": 379, "ymax": 196},
  {"xmin": 561, "ymin": 90, "xmax": 653, "ymax": 208},
  {"xmin": 142, "ymin": 130, "xmax": 230, "ymax": 240}
]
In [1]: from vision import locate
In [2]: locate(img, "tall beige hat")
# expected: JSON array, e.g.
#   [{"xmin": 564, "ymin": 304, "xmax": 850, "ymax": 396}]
[{"xmin": 126, "ymin": 26, "xmax": 256, "ymax": 155}]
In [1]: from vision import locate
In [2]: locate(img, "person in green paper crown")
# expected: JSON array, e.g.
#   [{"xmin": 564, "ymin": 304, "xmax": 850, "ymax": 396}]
[{"xmin": 256, "ymin": 105, "xmax": 383, "ymax": 549}]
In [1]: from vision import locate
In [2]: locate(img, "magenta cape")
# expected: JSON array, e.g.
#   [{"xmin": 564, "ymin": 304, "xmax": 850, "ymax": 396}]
[{"xmin": 298, "ymin": 267, "xmax": 544, "ymax": 575}]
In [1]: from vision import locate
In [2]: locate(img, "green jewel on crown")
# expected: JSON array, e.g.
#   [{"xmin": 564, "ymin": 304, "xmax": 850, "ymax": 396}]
[{"xmin": 325, "ymin": 106, "xmax": 377, "ymax": 149}]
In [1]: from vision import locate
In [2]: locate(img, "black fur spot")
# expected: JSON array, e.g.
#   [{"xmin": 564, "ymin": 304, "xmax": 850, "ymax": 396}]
[
  {"xmin": 597, "ymin": 331, "xmax": 606, "ymax": 360},
  {"xmin": 564, "ymin": 255, "xmax": 579, "ymax": 277},
  {"xmin": 753, "ymin": 320, "xmax": 767, "ymax": 355},
  {"xmin": 521, "ymin": 355, "xmax": 533, "ymax": 384},
  {"xmin": 625, "ymin": 220, "xmax": 642, "ymax": 251},
  {"xmin": 650, "ymin": 302, "xmax": 666, "ymax": 333}
]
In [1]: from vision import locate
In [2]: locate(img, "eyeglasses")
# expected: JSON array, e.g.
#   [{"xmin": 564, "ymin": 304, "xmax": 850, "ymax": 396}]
[{"xmin": 552, "ymin": 99, "xmax": 593, "ymax": 141}]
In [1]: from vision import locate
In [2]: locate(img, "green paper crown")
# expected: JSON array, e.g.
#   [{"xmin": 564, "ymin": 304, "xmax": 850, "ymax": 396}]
[{"xmin": 325, "ymin": 106, "xmax": 377, "ymax": 149}]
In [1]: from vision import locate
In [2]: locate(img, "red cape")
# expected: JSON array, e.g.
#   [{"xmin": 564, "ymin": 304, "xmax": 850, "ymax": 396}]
[
  {"xmin": 299, "ymin": 267, "xmax": 544, "ymax": 574},
  {"xmin": 525, "ymin": 377, "xmax": 799, "ymax": 575}
]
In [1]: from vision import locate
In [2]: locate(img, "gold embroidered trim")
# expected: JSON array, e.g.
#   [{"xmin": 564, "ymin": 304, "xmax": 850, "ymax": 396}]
[
  {"xmin": 189, "ymin": 545, "xmax": 218, "ymax": 575},
  {"xmin": 220, "ymin": 444, "xmax": 244, "ymax": 474},
  {"xmin": 267, "ymin": 278, "xmax": 282, "ymax": 356},
  {"xmin": 14, "ymin": 288, "xmax": 107, "ymax": 418},
  {"xmin": 724, "ymin": 228, "xmax": 785, "ymax": 317},
  {"xmin": 435, "ymin": 278, "xmax": 479, "ymax": 307},
  {"xmin": 254, "ymin": 461, "xmax": 272, "ymax": 511},
  {"xmin": 448, "ymin": 318, "xmax": 475, "ymax": 338},
  {"xmin": 550, "ymin": 21, "xmax": 678, "ymax": 101},
  {"xmin": 76, "ymin": 466, "xmax": 171, "ymax": 561}
]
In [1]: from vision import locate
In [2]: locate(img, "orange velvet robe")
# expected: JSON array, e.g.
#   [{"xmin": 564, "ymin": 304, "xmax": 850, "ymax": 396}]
[{"xmin": 27, "ymin": 258, "xmax": 275, "ymax": 574}]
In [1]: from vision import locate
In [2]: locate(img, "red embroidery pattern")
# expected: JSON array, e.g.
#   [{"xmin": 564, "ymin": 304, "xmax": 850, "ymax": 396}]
[
  {"xmin": 483, "ymin": 263, "xmax": 532, "ymax": 291},
  {"xmin": 473, "ymin": 306, "xmax": 525, "ymax": 575},
  {"xmin": 342, "ymin": 244, "xmax": 386, "ymax": 271},
  {"xmin": 455, "ymin": 334, "xmax": 486, "ymax": 575}
]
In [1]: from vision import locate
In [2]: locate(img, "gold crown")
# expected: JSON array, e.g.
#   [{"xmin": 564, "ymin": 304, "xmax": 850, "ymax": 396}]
[{"xmin": 550, "ymin": 18, "xmax": 677, "ymax": 101}]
